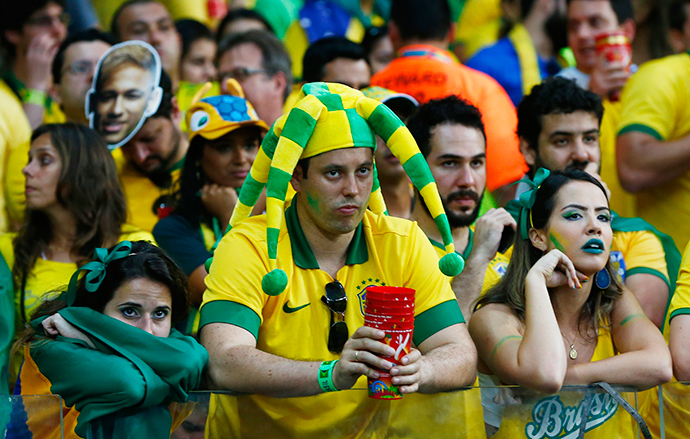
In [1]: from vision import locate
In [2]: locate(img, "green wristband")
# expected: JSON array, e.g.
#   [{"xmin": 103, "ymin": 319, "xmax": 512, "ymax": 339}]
[
  {"xmin": 318, "ymin": 360, "xmax": 339, "ymax": 392},
  {"xmin": 21, "ymin": 88, "xmax": 48, "ymax": 106}
]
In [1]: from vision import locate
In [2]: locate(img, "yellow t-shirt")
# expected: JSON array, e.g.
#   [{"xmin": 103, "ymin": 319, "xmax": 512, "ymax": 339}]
[
  {"xmin": 617, "ymin": 52, "xmax": 690, "ymax": 250},
  {"xmin": 640, "ymin": 239, "xmax": 690, "ymax": 439},
  {"xmin": 199, "ymin": 204, "xmax": 464, "ymax": 439},
  {"xmin": 492, "ymin": 326, "xmax": 635, "ymax": 439},
  {"xmin": 0, "ymin": 79, "xmax": 32, "ymax": 233},
  {"xmin": 0, "ymin": 225, "xmax": 154, "ymax": 324},
  {"xmin": 600, "ymin": 99, "xmax": 635, "ymax": 218},
  {"xmin": 113, "ymin": 148, "xmax": 183, "ymax": 232}
]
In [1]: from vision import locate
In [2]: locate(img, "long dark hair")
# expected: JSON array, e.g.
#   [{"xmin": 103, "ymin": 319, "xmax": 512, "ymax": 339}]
[
  {"xmin": 475, "ymin": 170, "xmax": 622, "ymax": 336},
  {"xmin": 13, "ymin": 124, "xmax": 127, "ymax": 289},
  {"xmin": 15, "ymin": 241, "xmax": 190, "ymax": 348},
  {"xmin": 172, "ymin": 135, "xmax": 213, "ymax": 227}
]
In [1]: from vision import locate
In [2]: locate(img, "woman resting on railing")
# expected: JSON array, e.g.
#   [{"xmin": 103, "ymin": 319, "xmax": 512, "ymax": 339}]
[
  {"xmin": 469, "ymin": 169, "xmax": 672, "ymax": 438},
  {"xmin": 11, "ymin": 240, "xmax": 208, "ymax": 439}
]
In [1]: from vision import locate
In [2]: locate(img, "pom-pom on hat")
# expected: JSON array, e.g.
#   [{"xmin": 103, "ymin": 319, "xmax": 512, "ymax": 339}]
[
  {"xmin": 226, "ymin": 82, "xmax": 465, "ymax": 295},
  {"xmin": 186, "ymin": 79, "xmax": 269, "ymax": 141}
]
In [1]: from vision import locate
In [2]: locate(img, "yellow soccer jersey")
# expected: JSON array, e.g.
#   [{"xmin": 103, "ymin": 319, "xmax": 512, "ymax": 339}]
[
  {"xmin": 113, "ymin": 148, "xmax": 183, "ymax": 232},
  {"xmin": 611, "ymin": 230, "xmax": 669, "ymax": 288},
  {"xmin": 200, "ymin": 203, "xmax": 464, "ymax": 439},
  {"xmin": 617, "ymin": 52, "xmax": 690, "ymax": 250},
  {"xmin": 600, "ymin": 99, "xmax": 635, "ymax": 218},
  {"xmin": 0, "ymin": 79, "xmax": 32, "ymax": 233}
]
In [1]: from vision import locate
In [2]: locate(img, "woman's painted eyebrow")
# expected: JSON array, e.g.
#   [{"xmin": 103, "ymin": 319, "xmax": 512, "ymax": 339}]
[
  {"xmin": 560, "ymin": 204, "xmax": 586, "ymax": 211},
  {"xmin": 560, "ymin": 204, "xmax": 611, "ymax": 213}
]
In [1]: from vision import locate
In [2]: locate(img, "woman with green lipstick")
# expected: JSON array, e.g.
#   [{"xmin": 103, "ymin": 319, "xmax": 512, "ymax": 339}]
[{"xmin": 469, "ymin": 169, "xmax": 672, "ymax": 438}]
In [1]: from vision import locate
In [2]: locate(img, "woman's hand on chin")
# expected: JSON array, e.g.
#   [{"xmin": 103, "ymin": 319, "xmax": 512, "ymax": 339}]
[{"xmin": 527, "ymin": 249, "xmax": 586, "ymax": 289}]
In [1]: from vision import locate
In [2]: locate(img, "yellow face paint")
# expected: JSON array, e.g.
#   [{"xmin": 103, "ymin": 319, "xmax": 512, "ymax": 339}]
[{"xmin": 550, "ymin": 231, "xmax": 568, "ymax": 253}]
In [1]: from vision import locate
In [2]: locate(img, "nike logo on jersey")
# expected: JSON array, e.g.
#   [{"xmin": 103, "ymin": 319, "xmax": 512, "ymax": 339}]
[{"xmin": 283, "ymin": 301, "xmax": 311, "ymax": 313}]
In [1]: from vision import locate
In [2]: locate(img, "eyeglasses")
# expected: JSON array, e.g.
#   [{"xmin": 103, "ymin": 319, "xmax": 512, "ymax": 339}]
[
  {"xmin": 64, "ymin": 60, "xmax": 96, "ymax": 75},
  {"xmin": 219, "ymin": 67, "xmax": 268, "ymax": 82},
  {"xmin": 25, "ymin": 12, "xmax": 70, "ymax": 28},
  {"xmin": 321, "ymin": 280, "xmax": 348, "ymax": 353}
]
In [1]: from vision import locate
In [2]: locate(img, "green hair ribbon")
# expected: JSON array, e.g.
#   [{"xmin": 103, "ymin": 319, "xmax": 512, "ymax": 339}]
[
  {"xmin": 516, "ymin": 168, "xmax": 550, "ymax": 240},
  {"xmin": 65, "ymin": 241, "xmax": 133, "ymax": 306}
]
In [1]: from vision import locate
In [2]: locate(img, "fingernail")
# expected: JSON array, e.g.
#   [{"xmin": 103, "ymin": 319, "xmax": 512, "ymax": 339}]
[
  {"xmin": 373, "ymin": 371, "xmax": 380, "ymax": 379},
  {"xmin": 402, "ymin": 357, "xmax": 409, "ymax": 365},
  {"xmin": 392, "ymin": 377, "xmax": 399, "ymax": 384},
  {"xmin": 387, "ymin": 347, "xmax": 395, "ymax": 355},
  {"xmin": 391, "ymin": 367, "xmax": 398, "ymax": 374},
  {"xmin": 385, "ymin": 362, "xmax": 394, "ymax": 369}
]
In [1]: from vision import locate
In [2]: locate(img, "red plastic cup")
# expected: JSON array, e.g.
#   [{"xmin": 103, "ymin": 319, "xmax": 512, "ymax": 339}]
[
  {"xmin": 364, "ymin": 319, "xmax": 414, "ymax": 331},
  {"xmin": 365, "ymin": 298, "xmax": 415, "ymax": 310},
  {"xmin": 367, "ymin": 327, "xmax": 413, "ymax": 400},
  {"xmin": 595, "ymin": 31, "xmax": 632, "ymax": 101},
  {"xmin": 364, "ymin": 285, "xmax": 415, "ymax": 303}
]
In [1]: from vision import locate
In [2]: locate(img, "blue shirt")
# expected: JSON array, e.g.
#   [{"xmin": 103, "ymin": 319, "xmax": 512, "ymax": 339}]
[{"xmin": 466, "ymin": 37, "xmax": 561, "ymax": 106}]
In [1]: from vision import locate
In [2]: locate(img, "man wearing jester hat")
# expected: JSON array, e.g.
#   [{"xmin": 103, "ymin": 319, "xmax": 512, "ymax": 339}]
[{"xmin": 199, "ymin": 83, "xmax": 477, "ymax": 438}]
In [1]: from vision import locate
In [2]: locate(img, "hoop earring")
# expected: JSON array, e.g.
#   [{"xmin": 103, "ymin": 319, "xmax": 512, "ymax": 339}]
[{"xmin": 595, "ymin": 268, "xmax": 611, "ymax": 290}]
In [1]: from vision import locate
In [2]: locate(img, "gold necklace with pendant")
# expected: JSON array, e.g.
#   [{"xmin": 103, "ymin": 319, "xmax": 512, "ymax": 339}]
[{"xmin": 561, "ymin": 332, "xmax": 578, "ymax": 360}]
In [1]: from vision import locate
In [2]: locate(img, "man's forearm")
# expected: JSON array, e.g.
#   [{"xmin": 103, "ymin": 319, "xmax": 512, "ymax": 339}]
[
  {"xmin": 207, "ymin": 344, "xmax": 324, "ymax": 398},
  {"xmin": 618, "ymin": 132, "xmax": 690, "ymax": 192},
  {"xmin": 417, "ymin": 325, "xmax": 478, "ymax": 394},
  {"xmin": 417, "ymin": 342, "xmax": 477, "ymax": 393}
]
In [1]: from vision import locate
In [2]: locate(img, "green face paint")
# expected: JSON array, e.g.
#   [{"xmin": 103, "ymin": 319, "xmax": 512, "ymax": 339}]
[
  {"xmin": 306, "ymin": 192, "xmax": 321, "ymax": 214},
  {"xmin": 550, "ymin": 232, "xmax": 566, "ymax": 253}
]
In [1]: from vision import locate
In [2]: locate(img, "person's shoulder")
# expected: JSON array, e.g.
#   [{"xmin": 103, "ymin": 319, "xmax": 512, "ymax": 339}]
[
  {"xmin": 363, "ymin": 210, "xmax": 416, "ymax": 238},
  {"xmin": 226, "ymin": 214, "xmax": 270, "ymax": 243},
  {"xmin": 471, "ymin": 301, "xmax": 522, "ymax": 329},
  {"xmin": 0, "ymin": 79, "xmax": 20, "ymax": 106},
  {"xmin": 628, "ymin": 53, "xmax": 690, "ymax": 87}
]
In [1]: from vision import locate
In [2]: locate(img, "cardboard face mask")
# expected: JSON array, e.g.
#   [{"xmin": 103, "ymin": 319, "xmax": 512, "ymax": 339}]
[{"xmin": 86, "ymin": 41, "xmax": 163, "ymax": 149}]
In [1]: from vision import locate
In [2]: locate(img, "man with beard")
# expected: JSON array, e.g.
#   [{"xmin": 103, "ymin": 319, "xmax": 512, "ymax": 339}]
[
  {"xmin": 512, "ymin": 77, "xmax": 680, "ymax": 330},
  {"xmin": 403, "ymin": 95, "xmax": 513, "ymax": 439},
  {"xmin": 466, "ymin": 0, "xmax": 567, "ymax": 107},
  {"xmin": 408, "ymin": 96, "xmax": 515, "ymax": 320},
  {"xmin": 114, "ymin": 70, "xmax": 189, "ymax": 232}
]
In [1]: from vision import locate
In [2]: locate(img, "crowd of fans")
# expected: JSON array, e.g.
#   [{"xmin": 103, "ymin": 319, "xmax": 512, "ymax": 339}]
[{"xmin": 2, "ymin": 0, "xmax": 690, "ymax": 438}]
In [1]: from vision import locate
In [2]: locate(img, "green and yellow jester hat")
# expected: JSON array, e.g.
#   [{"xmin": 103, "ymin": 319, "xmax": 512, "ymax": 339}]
[{"xmin": 227, "ymin": 82, "xmax": 465, "ymax": 295}]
